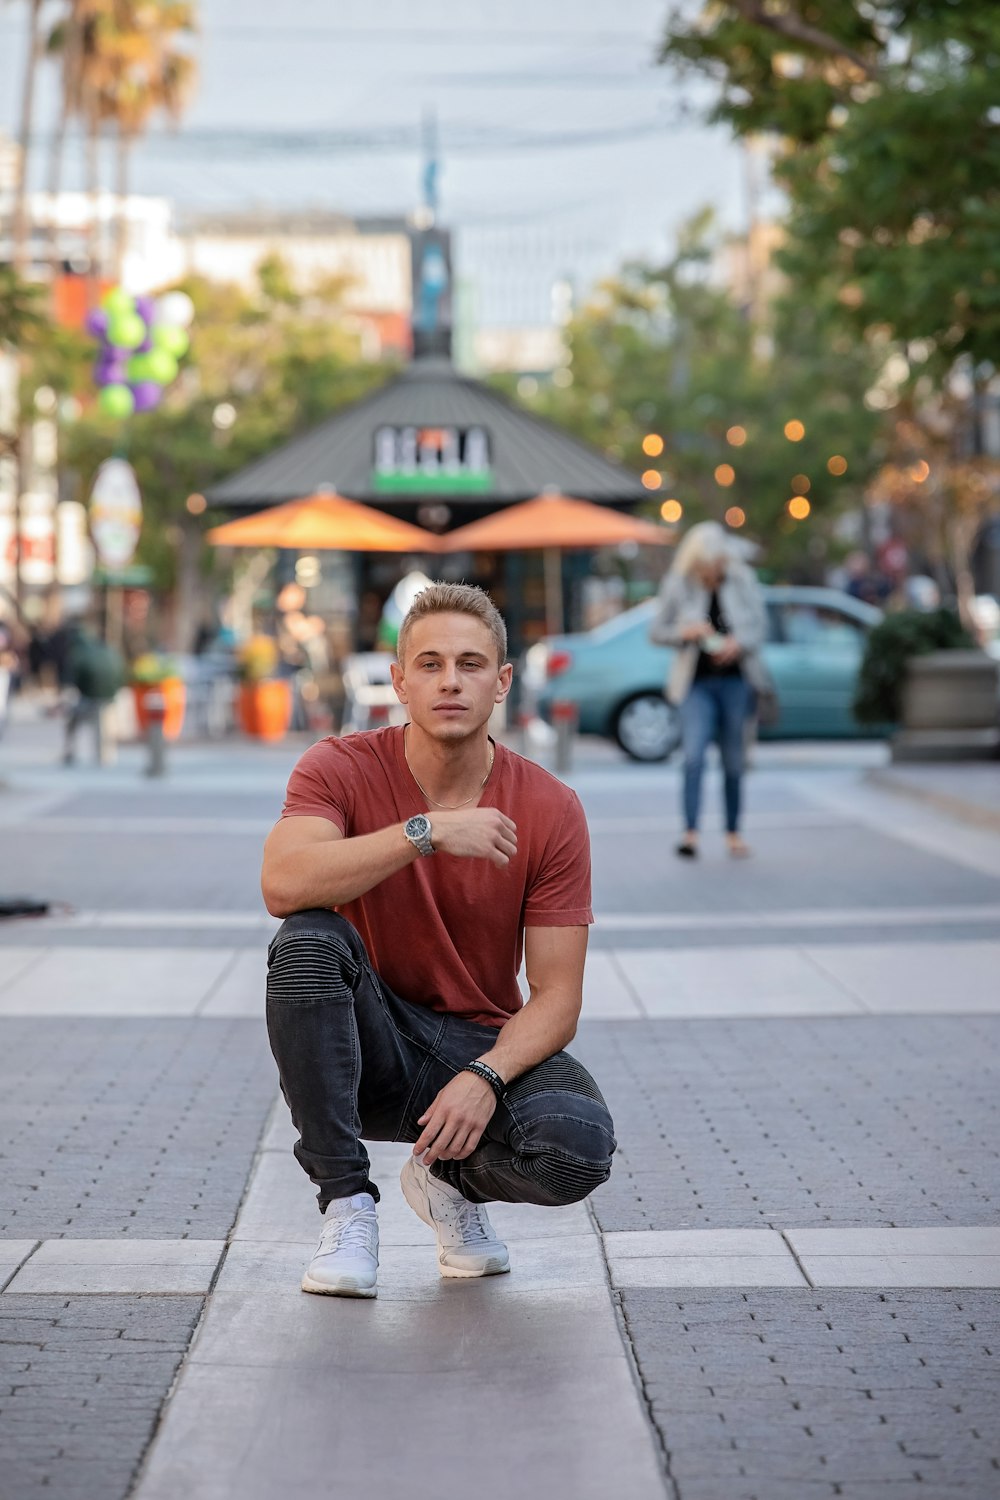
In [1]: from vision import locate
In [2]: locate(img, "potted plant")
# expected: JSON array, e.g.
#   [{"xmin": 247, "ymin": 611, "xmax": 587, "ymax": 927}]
[
  {"xmin": 854, "ymin": 608, "xmax": 999, "ymax": 760},
  {"xmin": 130, "ymin": 652, "xmax": 186, "ymax": 741},
  {"xmin": 236, "ymin": 634, "xmax": 292, "ymax": 742}
]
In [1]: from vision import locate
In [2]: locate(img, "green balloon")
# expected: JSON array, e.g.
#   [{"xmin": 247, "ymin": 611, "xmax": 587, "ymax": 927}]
[
  {"xmin": 101, "ymin": 287, "xmax": 134, "ymax": 317},
  {"xmin": 107, "ymin": 311, "xmax": 146, "ymax": 350},
  {"xmin": 126, "ymin": 353, "xmax": 153, "ymax": 382},
  {"xmin": 98, "ymin": 383, "xmax": 135, "ymax": 419},
  {"xmin": 145, "ymin": 348, "xmax": 178, "ymax": 384},
  {"xmin": 152, "ymin": 324, "xmax": 189, "ymax": 358}
]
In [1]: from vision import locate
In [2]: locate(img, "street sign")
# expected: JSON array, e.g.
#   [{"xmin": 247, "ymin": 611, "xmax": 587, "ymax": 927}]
[{"xmin": 89, "ymin": 458, "xmax": 143, "ymax": 570}]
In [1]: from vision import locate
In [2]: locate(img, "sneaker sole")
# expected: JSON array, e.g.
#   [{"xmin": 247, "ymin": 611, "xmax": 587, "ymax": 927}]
[
  {"xmin": 300, "ymin": 1274, "xmax": 377, "ymax": 1298},
  {"xmin": 400, "ymin": 1157, "xmax": 511, "ymax": 1280}
]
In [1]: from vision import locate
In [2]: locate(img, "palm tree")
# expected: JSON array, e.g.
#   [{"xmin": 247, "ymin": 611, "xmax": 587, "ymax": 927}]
[
  {"xmin": 45, "ymin": 2, "xmax": 198, "ymax": 283},
  {"xmin": 10, "ymin": 0, "xmax": 46, "ymax": 272}
]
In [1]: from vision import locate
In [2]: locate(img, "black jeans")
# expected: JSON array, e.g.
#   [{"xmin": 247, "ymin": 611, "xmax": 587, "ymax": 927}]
[{"xmin": 266, "ymin": 909, "xmax": 617, "ymax": 1213}]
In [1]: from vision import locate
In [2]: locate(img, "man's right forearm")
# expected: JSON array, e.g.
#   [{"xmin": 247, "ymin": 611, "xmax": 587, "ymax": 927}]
[{"xmin": 262, "ymin": 824, "xmax": 418, "ymax": 916}]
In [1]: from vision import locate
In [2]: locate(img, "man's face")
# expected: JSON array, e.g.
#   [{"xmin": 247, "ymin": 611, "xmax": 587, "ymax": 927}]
[{"xmin": 391, "ymin": 611, "xmax": 512, "ymax": 742}]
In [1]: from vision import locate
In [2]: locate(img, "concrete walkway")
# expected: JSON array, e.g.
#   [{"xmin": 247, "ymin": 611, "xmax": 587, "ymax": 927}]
[{"xmin": 2, "ymin": 709, "xmax": 1000, "ymax": 1499}]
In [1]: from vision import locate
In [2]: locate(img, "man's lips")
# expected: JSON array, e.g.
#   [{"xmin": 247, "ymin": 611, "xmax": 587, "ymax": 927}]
[{"xmin": 433, "ymin": 704, "xmax": 468, "ymax": 713}]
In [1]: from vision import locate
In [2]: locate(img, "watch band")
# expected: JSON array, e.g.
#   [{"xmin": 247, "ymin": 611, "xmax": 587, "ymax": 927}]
[{"xmin": 462, "ymin": 1060, "xmax": 507, "ymax": 1102}]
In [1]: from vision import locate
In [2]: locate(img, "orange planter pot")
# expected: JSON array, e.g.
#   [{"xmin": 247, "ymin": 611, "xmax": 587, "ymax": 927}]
[
  {"xmin": 238, "ymin": 679, "xmax": 292, "ymax": 742},
  {"xmin": 132, "ymin": 679, "xmax": 186, "ymax": 741}
]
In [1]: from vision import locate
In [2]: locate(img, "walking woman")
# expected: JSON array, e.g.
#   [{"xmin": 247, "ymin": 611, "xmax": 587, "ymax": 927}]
[{"xmin": 650, "ymin": 522, "xmax": 770, "ymax": 859}]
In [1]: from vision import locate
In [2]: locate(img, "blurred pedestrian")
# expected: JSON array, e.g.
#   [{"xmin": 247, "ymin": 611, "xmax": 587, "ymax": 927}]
[
  {"xmin": 62, "ymin": 621, "xmax": 125, "ymax": 765},
  {"xmin": 650, "ymin": 521, "xmax": 770, "ymax": 859}
]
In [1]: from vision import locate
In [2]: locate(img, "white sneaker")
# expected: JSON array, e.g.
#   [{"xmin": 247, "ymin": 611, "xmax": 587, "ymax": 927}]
[
  {"xmin": 301, "ymin": 1192, "xmax": 379, "ymax": 1297},
  {"xmin": 400, "ymin": 1156, "xmax": 510, "ymax": 1279}
]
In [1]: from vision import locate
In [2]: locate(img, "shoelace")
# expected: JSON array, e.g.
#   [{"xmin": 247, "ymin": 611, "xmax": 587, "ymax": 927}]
[
  {"xmin": 318, "ymin": 1209, "xmax": 377, "ymax": 1255},
  {"xmin": 450, "ymin": 1198, "xmax": 494, "ymax": 1246}
]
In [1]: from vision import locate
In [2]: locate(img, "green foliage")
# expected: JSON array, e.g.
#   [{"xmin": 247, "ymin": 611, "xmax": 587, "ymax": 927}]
[
  {"xmin": 853, "ymin": 607, "xmax": 974, "ymax": 723},
  {"xmin": 505, "ymin": 214, "xmax": 882, "ymax": 574},
  {"xmin": 659, "ymin": 2, "xmax": 1000, "ymax": 368}
]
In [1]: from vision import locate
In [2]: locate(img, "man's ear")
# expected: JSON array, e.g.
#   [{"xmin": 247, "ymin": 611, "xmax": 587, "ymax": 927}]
[
  {"xmin": 495, "ymin": 662, "xmax": 514, "ymax": 703},
  {"xmin": 390, "ymin": 660, "xmax": 406, "ymax": 702}
]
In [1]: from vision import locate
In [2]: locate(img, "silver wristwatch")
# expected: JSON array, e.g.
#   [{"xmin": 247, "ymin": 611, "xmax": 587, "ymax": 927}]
[{"xmin": 403, "ymin": 813, "xmax": 435, "ymax": 857}]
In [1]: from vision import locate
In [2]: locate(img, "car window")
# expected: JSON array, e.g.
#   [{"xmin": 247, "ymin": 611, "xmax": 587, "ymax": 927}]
[{"xmin": 780, "ymin": 604, "xmax": 866, "ymax": 648}]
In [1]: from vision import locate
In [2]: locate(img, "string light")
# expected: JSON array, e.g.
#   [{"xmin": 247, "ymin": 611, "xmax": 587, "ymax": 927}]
[
  {"xmin": 725, "ymin": 506, "xmax": 746, "ymax": 528},
  {"xmin": 714, "ymin": 463, "xmax": 736, "ymax": 487},
  {"xmin": 642, "ymin": 470, "xmax": 663, "ymax": 490},
  {"xmin": 660, "ymin": 499, "xmax": 683, "ymax": 524},
  {"xmin": 784, "ymin": 420, "xmax": 805, "ymax": 441},
  {"xmin": 726, "ymin": 425, "xmax": 747, "ymax": 447},
  {"xmin": 791, "ymin": 474, "xmax": 811, "ymax": 492},
  {"xmin": 909, "ymin": 460, "xmax": 930, "ymax": 483},
  {"xmin": 788, "ymin": 495, "xmax": 811, "ymax": 520},
  {"xmin": 827, "ymin": 455, "xmax": 848, "ymax": 475},
  {"xmin": 642, "ymin": 434, "xmax": 664, "ymax": 457},
  {"xmin": 186, "ymin": 493, "xmax": 207, "ymax": 515}
]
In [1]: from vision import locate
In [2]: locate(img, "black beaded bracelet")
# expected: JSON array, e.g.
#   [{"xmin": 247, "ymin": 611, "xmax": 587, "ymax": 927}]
[{"xmin": 462, "ymin": 1060, "xmax": 507, "ymax": 1102}]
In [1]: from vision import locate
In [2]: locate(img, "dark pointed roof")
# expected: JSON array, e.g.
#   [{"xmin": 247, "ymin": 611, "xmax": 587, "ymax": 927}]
[{"xmin": 209, "ymin": 357, "xmax": 648, "ymax": 510}]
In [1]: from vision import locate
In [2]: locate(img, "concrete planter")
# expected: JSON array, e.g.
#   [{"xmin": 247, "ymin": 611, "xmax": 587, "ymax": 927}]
[{"xmin": 892, "ymin": 650, "xmax": 1000, "ymax": 762}]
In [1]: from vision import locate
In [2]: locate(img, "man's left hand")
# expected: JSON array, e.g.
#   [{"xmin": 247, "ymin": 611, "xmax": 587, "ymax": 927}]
[
  {"xmin": 715, "ymin": 638, "xmax": 743, "ymax": 666},
  {"xmin": 412, "ymin": 1073, "xmax": 497, "ymax": 1165}
]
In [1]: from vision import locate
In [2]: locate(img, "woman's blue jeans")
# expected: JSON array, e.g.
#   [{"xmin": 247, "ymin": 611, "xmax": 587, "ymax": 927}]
[
  {"xmin": 679, "ymin": 675, "xmax": 752, "ymax": 834},
  {"xmin": 266, "ymin": 909, "xmax": 616, "ymax": 1213}
]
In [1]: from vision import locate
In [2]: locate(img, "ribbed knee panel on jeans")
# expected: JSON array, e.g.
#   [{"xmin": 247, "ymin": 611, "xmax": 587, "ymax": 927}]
[{"xmin": 266, "ymin": 934, "xmax": 356, "ymax": 1006}]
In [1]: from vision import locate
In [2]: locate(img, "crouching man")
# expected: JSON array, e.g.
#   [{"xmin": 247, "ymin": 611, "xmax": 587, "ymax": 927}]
[{"xmin": 261, "ymin": 582, "xmax": 615, "ymax": 1297}]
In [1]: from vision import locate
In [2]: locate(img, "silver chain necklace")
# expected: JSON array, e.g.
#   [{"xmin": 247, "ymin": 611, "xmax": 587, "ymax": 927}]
[{"xmin": 405, "ymin": 737, "xmax": 495, "ymax": 810}]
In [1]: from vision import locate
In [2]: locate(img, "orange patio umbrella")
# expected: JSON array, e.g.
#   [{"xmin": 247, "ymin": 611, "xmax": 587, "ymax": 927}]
[
  {"xmin": 438, "ymin": 492, "xmax": 669, "ymax": 634},
  {"xmin": 206, "ymin": 491, "xmax": 438, "ymax": 553}
]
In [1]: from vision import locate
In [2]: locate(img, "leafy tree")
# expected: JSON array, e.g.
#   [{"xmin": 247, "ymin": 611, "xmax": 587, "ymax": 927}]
[
  {"xmin": 507, "ymin": 215, "xmax": 882, "ymax": 576},
  {"xmin": 657, "ymin": 1, "xmax": 1000, "ymax": 618}
]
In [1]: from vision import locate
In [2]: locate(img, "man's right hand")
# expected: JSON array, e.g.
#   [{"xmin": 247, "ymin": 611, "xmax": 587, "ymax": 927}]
[
  {"xmin": 681, "ymin": 620, "xmax": 712, "ymax": 643},
  {"xmin": 430, "ymin": 808, "xmax": 518, "ymax": 866}
]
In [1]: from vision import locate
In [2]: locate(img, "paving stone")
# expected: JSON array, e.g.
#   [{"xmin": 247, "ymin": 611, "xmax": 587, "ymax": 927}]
[
  {"xmin": 6, "ymin": 1239, "xmax": 225, "ymax": 1294},
  {"xmin": 0, "ymin": 948, "xmax": 234, "ymax": 1016},
  {"xmin": 574, "ymin": 1015, "xmax": 1000, "ymax": 1231},
  {"xmin": 610, "ymin": 1254, "xmax": 807, "ymax": 1287},
  {"xmin": 802, "ymin": 1255, "xmax": 1000, "ymax": 1288},
  {"xmin": 0, "ymin": 1017, "xmax": 276, "ymax": 1238},
  {"xmin": 618, "ymin": 1287, "xmax": 1000, "ymax": 1497},
  {"xmin": 0, "ymin": 1294, "xmax": 203, "ymax": 1500}
]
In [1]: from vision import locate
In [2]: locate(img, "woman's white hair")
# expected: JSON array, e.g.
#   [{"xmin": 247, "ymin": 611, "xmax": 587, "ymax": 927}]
[{"xmin": 670, "ymin": 520, "xmax": 738, "ymax": 581}]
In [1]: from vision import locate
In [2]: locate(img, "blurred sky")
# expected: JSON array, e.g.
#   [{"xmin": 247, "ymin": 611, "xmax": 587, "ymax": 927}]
[{"xmin": 0, "ymin": 0, "xmax": 750, "ymax": 325}]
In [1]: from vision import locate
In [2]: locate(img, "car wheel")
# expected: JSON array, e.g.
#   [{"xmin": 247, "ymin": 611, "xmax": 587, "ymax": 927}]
[{"xmin": 613, "ymin": 693, "xmax": 681, "ymax": 762}]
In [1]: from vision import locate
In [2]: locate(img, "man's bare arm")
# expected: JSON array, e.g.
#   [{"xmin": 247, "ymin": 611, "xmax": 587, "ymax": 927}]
[
  {"xmin": 261, "ymin": 809, "xmax": 518, "ymax": 917},
  {"xmin": 413, "ymin": 924, "xmax": 588, "ymax": 1165}
]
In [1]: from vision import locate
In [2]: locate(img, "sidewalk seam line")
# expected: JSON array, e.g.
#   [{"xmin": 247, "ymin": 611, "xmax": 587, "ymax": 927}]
[
  {"xmin": 0, "ymin": 1240, "xmax": 41, "ymax": 1294},
  {"xmin": 780, "ymin": 1229, "xmax": 815, "ymax": 1288},
  {"xmin": 588, "ymin": 1202, "xmax": 679, "ymax": 1500}
]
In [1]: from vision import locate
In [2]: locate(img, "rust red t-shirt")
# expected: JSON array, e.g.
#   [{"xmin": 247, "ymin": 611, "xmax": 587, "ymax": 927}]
[{"xmin": 280, "ymin": 725, "xmax": 593, "ymax": 1027}]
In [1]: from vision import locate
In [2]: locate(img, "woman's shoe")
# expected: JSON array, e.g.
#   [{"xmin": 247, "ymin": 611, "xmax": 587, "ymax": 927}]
[{"xmin": 675, "ymin": 835, "xmax": 699, "ymax": 859}]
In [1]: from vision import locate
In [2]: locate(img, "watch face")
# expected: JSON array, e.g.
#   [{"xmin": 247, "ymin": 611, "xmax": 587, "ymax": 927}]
[{"xmin": 405, "ymin": 814, "xmax": 430, "ymax": 839}]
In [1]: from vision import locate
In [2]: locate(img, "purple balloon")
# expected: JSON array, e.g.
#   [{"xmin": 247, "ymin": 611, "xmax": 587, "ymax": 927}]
[
  {"xmin": 131, "ymin": 381, "xmax": 162, "ymax": 412},
  {"xmin": 94, "ymin": 357, "xmax": 127, "ymax": 387},
  {"xmin": 137, "ymin": 336, "xmax": 153, "ymax": 354},
  {"xmin": 134, "ymin": 295, "xmax": 156, "ymax": 325},
  {"xmin": 85, "ymin": 309, "xmax": 109, "ymax": 338}
]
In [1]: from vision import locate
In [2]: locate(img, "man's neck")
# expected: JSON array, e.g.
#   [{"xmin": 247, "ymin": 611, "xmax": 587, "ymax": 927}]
[{"xmin": 403, "ymin": 724, "xmax": 494, "ymax": 805}]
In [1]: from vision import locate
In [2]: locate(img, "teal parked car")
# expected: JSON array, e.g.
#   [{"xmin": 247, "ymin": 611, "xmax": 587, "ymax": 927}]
[{"xmin": 528, "ymin": 586, "xmax": 883, "ymax": 762}]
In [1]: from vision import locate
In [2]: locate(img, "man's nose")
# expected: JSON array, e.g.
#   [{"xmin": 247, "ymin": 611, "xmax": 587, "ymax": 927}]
[{"xmin": 439, "ymin": 661, "xmax": 461, "ymax": 691}]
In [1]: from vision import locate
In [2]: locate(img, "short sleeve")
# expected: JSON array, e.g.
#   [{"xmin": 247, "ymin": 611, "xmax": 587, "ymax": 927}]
[
  {"xmin": 523, "ymin": 790, "xmax": 593, "ymax": 927},
  {"xmin": 281, "ymin": 739, "xmax": 349, "ymax": 834}
]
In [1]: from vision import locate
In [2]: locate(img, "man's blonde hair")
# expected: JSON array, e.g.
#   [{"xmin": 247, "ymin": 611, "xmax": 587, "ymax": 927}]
[{"xmin": 397, "ymin": 582, "xmax": 508, "ymax": 667}]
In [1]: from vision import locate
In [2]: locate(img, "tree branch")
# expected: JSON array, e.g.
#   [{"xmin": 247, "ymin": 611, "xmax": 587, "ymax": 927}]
[{"xmin": 728, "ymin": 0, "xmax": 881, "ymax": 81}]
